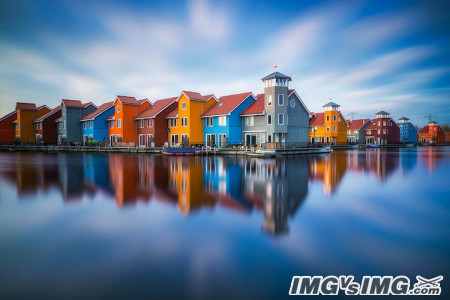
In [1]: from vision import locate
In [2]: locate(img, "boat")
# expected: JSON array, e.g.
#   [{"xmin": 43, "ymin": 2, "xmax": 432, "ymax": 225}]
[
  {"xmin": 367, "ymin": 144, "xmax": 379, "ymax": 148},
  {"xmin": 246, "ymin": 149, "xmax": 277, "ymax": 158},
  {"xmin": 163, "ymin": 147, "xmax": 202, "ymax": 156}
]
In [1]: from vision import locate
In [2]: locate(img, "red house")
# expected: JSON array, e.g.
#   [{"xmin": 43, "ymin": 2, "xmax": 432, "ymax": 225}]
[
  {"xmin": 33, "ymin": 106, "xmax": 62, "ymax": 144},
  {"xmin": 135, "ymin": 96, "xmax": 178, "ymax": 147},
  {"xmin": 418, "ymin": 121, "xmax": 446, "ymax": 144},
  {"xmin": 364, "ymin": 111, "xmax": 400, "ymax": 145},
  {"xmin": 0, "ymin": 111, "xmax": 17, "ymax": 145}
]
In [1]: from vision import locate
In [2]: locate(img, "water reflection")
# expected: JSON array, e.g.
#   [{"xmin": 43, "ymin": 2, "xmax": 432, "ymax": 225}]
[{"xmin": 0, "ymin": 148, "xmax": 446, "ymax": 235}]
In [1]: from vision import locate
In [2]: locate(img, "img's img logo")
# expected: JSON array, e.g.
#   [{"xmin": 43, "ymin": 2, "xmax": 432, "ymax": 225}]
[{"xmin": 289, "ymin": 275, "xmax": 443, "ymax": 296}]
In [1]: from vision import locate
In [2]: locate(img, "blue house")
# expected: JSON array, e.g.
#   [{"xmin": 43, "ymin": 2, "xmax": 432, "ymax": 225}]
[
  {"xmin": 201, "ymin": 92, "xmax": 255, "ymax": 147},
  {"xmin": 79, "ymin": 101, "xmax": 114, "ymax": 144},
  {"xmin": 398, "ymin": 117, "xmax": 418, "ymax": 144}
]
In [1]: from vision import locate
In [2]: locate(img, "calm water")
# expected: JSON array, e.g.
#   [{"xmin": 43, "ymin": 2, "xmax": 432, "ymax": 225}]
[{"xmin": 0, "ymin": 147, "xmax": 449, "ymax": 299}]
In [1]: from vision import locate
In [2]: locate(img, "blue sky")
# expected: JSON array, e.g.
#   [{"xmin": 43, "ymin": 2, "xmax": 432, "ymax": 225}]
[{"xmin": 0, "ymin": 0, "xmax": 449, "ymax": 126}]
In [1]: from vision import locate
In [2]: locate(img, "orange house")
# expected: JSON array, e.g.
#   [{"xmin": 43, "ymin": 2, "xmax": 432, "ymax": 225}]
[
  {"xmin": 309, "ymin": 102, "xmax": 347, "ymax": 145},
  {"xmin": 418, "ymin": 121, "xmax": 446, "ymax": 144},
  {"xmin": 166, "ymin": 91, "xmax": 217, "ymax": 146},
  {"xmin": 107, "ymin": 96, "xmax": 151, "ymax": 145},
  {"xmin": 14, "ymin": 102, "xmax": 50, "ymax": 144},
  {"xmin": 0, "ymin": 110, "xmax": 17, "ymax": 145}
]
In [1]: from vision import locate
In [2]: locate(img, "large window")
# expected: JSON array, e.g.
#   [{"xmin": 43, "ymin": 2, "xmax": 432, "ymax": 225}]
[
  {"xmin": 218, "ymin": 116, "xmax": 226, "ymax": 126},
  {"xmin": 278, "ymin": 94, "xmax": 284, "ymax": 106},
  {"xmin": 181, "ymin": 117, "xmax": 188, "ymax": 127},
  {"xmin": 278, "ymin": 113, "xmax": 284, "ymax": 125},
  {"xmin": 171, "ymin": 134, "xmax": 179, "ymax": 146},
  {"xmin": 245, "ymin": 116, "xmax": 254, "ymax": 126}
]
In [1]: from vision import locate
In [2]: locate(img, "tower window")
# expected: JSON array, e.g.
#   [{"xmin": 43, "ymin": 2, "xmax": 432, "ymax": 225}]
[
  {"xmin": 267, "ymin": 95, "xmax": 272, "ymax": 106},
  {"xmin": 267, "ymin": 114, "xmax": 272, "ymax": 125},
  {"xmin": 278, "ymin": 94, "xmax": 284, "ymax": 106},
  {"xmin": 278, "ymin": 113, "xmax": 284, "ymax": 125},
  {"xmin": 326, "ymin": 115, "xmax": 330, "ymax": 122}
]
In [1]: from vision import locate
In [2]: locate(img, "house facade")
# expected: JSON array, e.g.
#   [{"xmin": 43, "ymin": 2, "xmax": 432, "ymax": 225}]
[
  {"xmin": 0, "ymin": 111, "xmax": 17, "ymax": 145},
  {"xmin": 346, "ymin": 119, "xmax": 370, "ymax": 144},
  {"xmin": 107, "ymin": 96, "xmax": 151, "ymax": 145},
  {"xmin": 166, "ymin": 91, "xmax": 217, "ymax": 147},
  {"xmin": 240, "ymin": 72, "xmax": 310, "ymax": 148},
  {"xmin": 309, "ymin": 102, "xmax": 347, "ymax": 145},
  {"xmin": 135, "ymin": 96, "xmax": 178, "ymax": 147},
  {"xmin": 398, "ymin": 117, "xmax": 418, "ymax": 144},
  {"xmin": 364, "ymin": 111, "xmax": 400, "ymax": 145},
  {"xmin": 418, "ymin": 121, "xmax": 446, "ymax": 144},
  {"xmin": 57, "ymin": 100, "xmax": 97, "ymax": 145},
  {"xmin": 33, "ymin": 107, "xmax": 61, "ymax": 144},
  {"xmin": 80, "ymin": 101, "xmax": 114, "ymax": 144},
  {"xmin": 14, "ymin": 103, "xmax": 50, "ymax": 144},
  {"xmin": 202, "ymin": 92, "xmax": 255, "ymax": 147}
]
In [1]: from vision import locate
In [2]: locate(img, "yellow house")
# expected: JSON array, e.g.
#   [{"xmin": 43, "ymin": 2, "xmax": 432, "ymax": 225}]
[
  {"xmin": 309, "ymin": 101, "xmax": 347, "ymax": 145},
  {"xmin": 166, "ymin": 91, "xmax": 217, "ymax": 146}
]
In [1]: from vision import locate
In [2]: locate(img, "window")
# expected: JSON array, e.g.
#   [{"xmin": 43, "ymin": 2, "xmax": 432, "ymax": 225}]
[
  {"xmin": 267, "ymin": 114, "xmax": 272, "ymax": 125},
  {"xmin": 218, "ymin": 116, "xmax": 226, "ymax": 126},
  {"xmin": 35, "ymin": 123, "xmax": 38, "ymax": 130},
  {"xmin": 338, "ymin": 117, "xmax": 341, "ymax": 122},
  {"xmin": 206, "ymin": 117, "xmax": 213, "ymax": 127},
  {"xmin": 171, "ymin": 134, "xmax": 179, "ymax": 146},
  {"xmin": 267, "ymin": 95, "xmax": 272, "ymax": 106},
  {"xmin": 117, "ymin": 119, "xmax": 121, "ymax": 128},
  {"xmin": 278, "ymin": 94, "xmax": 284, "ymax": 106},
  {"xmin": 378, "ymin": 129, "xmax": 380, "ymax": 135},
  {"xmin": 117, "ymin": 134, "xmax": 122, "ymax": 142},
  {"xmin": 147, "ymin": 119, "xmax": 153, "ymax": 127},
  {"xmin": 326, "ymin": 115, "xmax": 330, "ymax": 122},
  {"xmin": 290, "ymin": 99, "xmax": 295, "ymax": 108},
  {"xmin": 181, "ymin": 117, "xmax": 188, "ymax": 127},
  {"xmin": 109, "ymin": 120, "xmax": 114, "ymax": 128},
  {"xmin": 245, "ymin": 116, "xmax": 254, "ymax": 126},
  {"xmin": 383, "ymin": 129, "xmax": 386, "ymax": 134},
  {"xmin": 89, "ymin": 121, "xmax": 93, "ymax": 128},
  {"xmin": 333, "ymin": 115, "xmax": 336, "ymax": 122},
  {"xmin": 389, "ymin": 121, "xmax": 392, "ymax": 126},
  {"xmin": 170, "ymin": 119, "xmax": 177, "ymax": 127},
  {"xmin": 326, "ymin": 126, "xmax": 330, "ymax": 132},
  {"xmin": 400, "ymin": 132, "xmax": 403, "ymax": 136},
  {"xmin": 278, "ymin": 113, "xmax": 284, "ymax": 125},
  {"xmin": 267, "ymin": 134, "xmax": 272, "ymax": 143},
  {"xmin": 139, "ymin": 120, "xmax": 144, "ymax": 128},
  {"xmin": 181, "ymin": 102, "xmax": 187, "ymax": 110},
  {"xmin": 333, "ymin": 125, "xmax": 336, "ymax": 132},
  {"xmin": 383, "ymin": 121, "xmax": 386, "ymax": 126},
  {"xmin": 63, "ymin": 121, "xmax": 66, "ymax": 129},
  {"xmin": 117, "ymin": 105, "xmax": 120, "ymax": 113},
  {"xmin": 378, "ymin": 121, "xmax": 381, "ymax": 126}
]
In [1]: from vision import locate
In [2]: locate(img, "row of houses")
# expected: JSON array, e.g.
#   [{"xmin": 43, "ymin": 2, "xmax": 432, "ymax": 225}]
[{"xmin": 0, "ymin": 71, "xmax": 448, "ymax": 147}]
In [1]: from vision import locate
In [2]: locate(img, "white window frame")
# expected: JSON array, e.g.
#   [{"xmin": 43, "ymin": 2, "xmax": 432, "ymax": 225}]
[
  {"xmin": 333, "ymin": 115, "xmax": 336, "ymax": 122},
  {"xmin": 267, "ymin": 95, "xmax": 272, "ymax": 106},
  {"xmin": 333, "ymin": 125, "xmax": 336, "ymax": 132},
  {"xmin": 147, "ymin": 119, "xmax": 153, "ymax": 127},
  {"xmin": 139, "ymin": 120, "xmax": 144, "ymax": 128},
  {"xmin": 267, "ymin": 114, "xmax": 272, "ymax": 125},
  {"xmin": 147, "ymin": 134, "xmax": 153, "ymax": 147},
  {"xmin": 278, "ymin": 94, "xmax": 284, "ymax": 106},
  {"xmin": 218, "ymin": 116, "xmax": 226, "ymax": 126},
  {"xmin": 245, "ymin": 116, "xmax": 254, "ymax": 126},
  {"xmin": 181, "ymin": 117, "xmax": 188, "ymax": 127},
  {"xmin": 181, "ymin": 102, "xmax": 187, "ymax": 110},
  {"xmin": 206, "ymin": 117, "xmax": 213, "ymax": 127},
  {"xmin": 117, "ymin": 119, "xmax": 121, "ymax": 128},
  {"xmin": 170, "ymin": 119, "xmax": 177, "ymax": 127},
  {"xmin": 117, "ymin": 105, "xmax": 120, "ymax": 113}
]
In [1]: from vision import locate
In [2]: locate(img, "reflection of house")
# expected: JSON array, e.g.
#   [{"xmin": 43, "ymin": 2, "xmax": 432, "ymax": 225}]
[
  {"xmin": 58, "ymin": 100, "xmax": 97, "ymax": 145},
  {"xmin": 346, "ymin": 119, "xmax": 370, "ymax": 144},
  {"xmin": 57, "ymin": 153, "xmax": 87, "ymax": 200},
  {"xmin": 309, "ymin": 151, "xmax": 347, "ymax": 195},
  {"xmin": 0, "ymin": 111, "xmax": 17, "ymax": 145},
  {"xmin": 345, "ymin": 149, "xmax": 400, "ymax": 181},
  {"xmin": 398, "ymin": 117, "xmax": 418, "ymax": 144},
  {"xmin": 33, "ymin": 107, "xmax": 61, "ymax": 145},
  {"xmin": 166, "ymin": 91, "xmax": 217, "ymax": 147},
  {"xmin": 80, "ymin": 101, "xmax": 114, "ymax": 144},
  {"xmin": 14, "ymin": 103, "xmax": 50, "ymax": 144},
  {"xmin": 135, "ymin": 97, "xmax": 178, "ymax": 147},
  {"xmin": 364, "ymin": 111, "xmax": 400, "ymax": 145},
  {"xmin": 418, "ymin": 121, "xmax": 445, "ymax": 144},
  {"xmin": 309, "ymin": 102, "xmax": 347, "ymax": 145},
  {"xmin": 202, "ymin": 92, "xmax": 255, "ymax": 147}
]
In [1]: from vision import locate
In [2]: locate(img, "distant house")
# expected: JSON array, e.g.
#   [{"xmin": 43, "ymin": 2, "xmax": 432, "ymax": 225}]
[
  {"xmin": 202, "ymin": 92, "xmax": 255, "ymax": 147},
  {"xmin": 14, "ymin": 102, "xmax": 50, "ymax": 144},
  {"xmin": 166, "ymin": 91, "xmax": 217, "ymax": 147},
  {"xmin": 135, "ymin": 96, "xmax": 178, "ymax": 147},
  {"xmin": 364, "ymin": 111, "xmax": 400, "ymax": 145},
  {"xmin": 398, "ymin": 117, "xmax": 418, "ymax": 144},
  {"xmin": 0, "ymin": 111, "xmax": 17, "ymax": 145},
  {"xmin": 107, "ymin": 96, "xmax": 151, "ymax": 145},
  {"xmin": 79, "ymin": 101, "xmax": 114, "ymax": 144},
  {"xmin": 57, "ymin": 99, "xmax": 97, "ymax": 145},
  {"xmin": 33, "ymin": 106, "xmax": 61, "ymax": 144},
  {"xmin": 346, "ymin": 119, "xmax": 371, "ymax": 144},
  {"xmin": 309, "ymin": 102, "xmax": 347, "ymax": 145},
  {"xmin": 418, "ymin": 121, "xmax": 446, "ymax": 144},
  {"xmin": 240, "ymin": 72, "xmax": 310, "ymax": 148}
]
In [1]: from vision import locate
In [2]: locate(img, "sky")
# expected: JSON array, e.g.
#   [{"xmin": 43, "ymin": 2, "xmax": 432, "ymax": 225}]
[{"xmin": 0, "ymin": 0, "xmax": 449, "ymax": 126}]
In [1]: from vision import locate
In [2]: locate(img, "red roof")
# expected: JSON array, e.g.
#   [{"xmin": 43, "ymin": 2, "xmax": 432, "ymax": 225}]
[
  {"xmin": 80, "ymin": 102, "xmax": 114, "ymax": 121},
  {"xmin": 202, "ymin": 92, "xmax": 253, "ymax": 117},
  {"xmin": 365, "ymin": 120, "xmax": 377, "ymax": 130},
  {"xmin": 116, "ymin": 95, "xmax": 138, "ymax": 104},
  {"xmin": 62, "ymin": 99, "xmax": 83, "ymax": 107},
  {"xmin": 0, "ymin": 111, "xmax": 16, "ymax": 122},
  {"xmin": 181, "ymin": 91, "xmax": 216, "ymax": 101},
  {"xmin": 16, "ymin": 102, "xmax": 37, "ymax": 110},
  {"xmin": 34, "ymin": 107, "xmax": 61, "ymax": 122},
  {"xmin": 309, "ymin": 113, "xmax": 324, "ymax": 126},
  {"xmin": 241, "ymin": 94, "xmax": 265, "ymax": 116},
  {"xmin": 105, "ymin": 113, "xmax": 115, "ymax": 121},
  {"xmin": 166, "ymin": 107, "xmax": 179, "ymax": 118},
  {"xmin": 136, "ymin": 97, "xmax": 177, "ymax": 119},
  {"xmin": 418, "ymin": 126, "xmax": 429, "ymax": 134},
  {"xmin": 37, "ymin": 105, "xmax": 49, "ymax": 110},
  {"xmin": 346, "ymin": 119, "xmax": 370, "ymax": 130}
]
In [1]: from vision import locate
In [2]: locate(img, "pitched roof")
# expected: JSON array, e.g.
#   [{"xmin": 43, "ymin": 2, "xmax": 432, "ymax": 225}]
[
  {"xmin": 105, "ymin": 113, "xmax": 115, "ymax": 121},
  {"xmin": 419, "ymin": 126, "xmax": 429, "ymax": 134},
  {"xmin": 346, "ymin": 119, "xmax": 370, "ymax": 130},
  {"xmin": 37, "ymin": 105, "xmax": 50, "ymax": 111},
  {"xmin": 398, "ymin": 117, "xmax": 410, "ymax": 121},
  {"xmin": 323, "ymin": 101, "xmax": 340, "ymax": 108},
  {"xmin": 135, "ymin": 97, "xmax": 177, "ymax": 119},
  {"xmin": 62, "ymin": 99, "xmax": 83, "ymax": 107},
  {"xmin": 34, "ymin": 107, "xmax": 61, "ymax": 122},
  {"xmin": 376, "ymin": 110, "xmax": 389, "ymax": 115},
  {"xmin": 116, "ymin": 95, "xmax": 137, "ymax": 104},
  {"xmin": 202, "ymin": 92, "xmax": 253, "ymax": 117},
  {"xmin": 16, "ymin": 102, "xmax": 37, "ymax": 110},
  {"xmin": 365, "ymin": 120, "xmax": 377, "ymax": 130},
  {"xmin": 54, "ymin": 117, "xmax": 62, "ymax": 122},
  {"xmin": 0, "ymin": 111, "xmax": 16, "ymax": 122},
  {"xmin": 181, "ymin": 91, "xmax": 216, "ymax": 102},
  {"xmin": 261, "ymin": 72, "xmax": 292, "ymax": 81},
  {"xmin": 309, "ymin": 113, "xmax": 324, "ymax": 126},
  {"xmin": 166, "ymin": 107, "xmax": 179, "ymax": 119},
  {"xmin": 240, "ymin": 94, "xmax": 265, "ymax": 116},
  {"xmin": 80, "ymin": 101, "xmax": 114, "ymax": 121}
]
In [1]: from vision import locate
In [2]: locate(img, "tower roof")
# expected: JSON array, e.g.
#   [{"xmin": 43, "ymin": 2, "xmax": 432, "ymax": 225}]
[
  {"xmin": 323, "ymin": 102, "xmax": 340, "ymax": 108},
  {"xmin": 376, "ymin": 110, "xmax": 389, "ymax": 115},
  {"xmin": 261, "ymin": 72, "xmax": 292, "ymax": 81}
]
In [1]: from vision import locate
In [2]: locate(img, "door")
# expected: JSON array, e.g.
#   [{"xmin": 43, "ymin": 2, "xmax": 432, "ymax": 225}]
[
  {"xmin": 219, "ymin": 134, "xmax": 227, "ymax": 147},
  {"xmin": 110, "ymin": 135, "xmax": 116, "ymax": 145},
  {"xmin": 147, "ymin": 134, "xmax": 153, "ymax": 147},
  {"xmin": 139, "ymin": 134, "xmax": 146, "ymax": 147}
]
